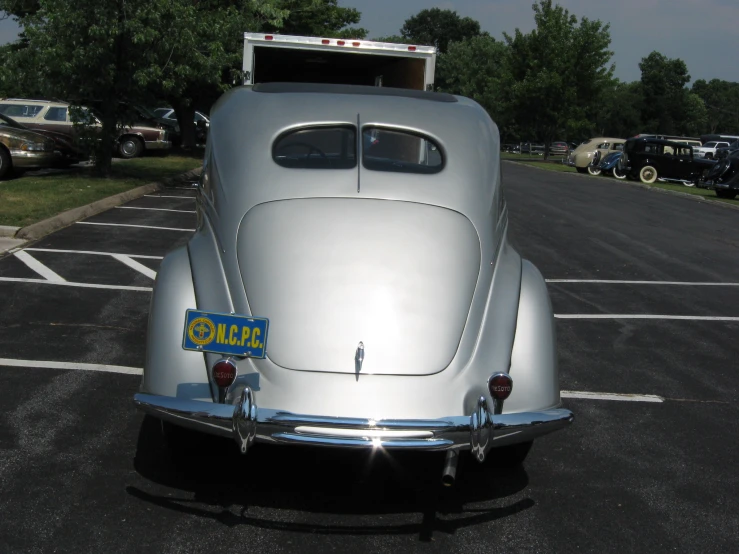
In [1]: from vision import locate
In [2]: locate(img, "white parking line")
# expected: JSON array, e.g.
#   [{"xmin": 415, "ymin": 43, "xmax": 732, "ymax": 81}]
[
  {"xmin": 116, "ymin": 206, "xmax": 196, "ymax": 214},
  {"xmin": 547, "ymin": 279, "xmax": 739, "ymax": 286},
  {"xmin": 0, "ymin": 358, "xmax": 142, "ymax": 375},
  {"xmin": 0, "ymin": 277, "xmax": 152, "ymax": 291},
  {"xmin": 76, "ymin": 222, "xmax": 195, "ymax": 232},
  {"xmin": 144, "ymin": 194, "xmax": 195, "ymax": 199},
  {"xmin": 25, "ymin": 248, "xmax": 163, "ymax": 259},
  {"xmin": 561, "ymin": 391, "xmax": 663, "ymax": 403},
  {"xmin": 555, "ymin": 314, "xmax": 739, "ymax": 321},
  {"xmin": 112, "ymin": 254, "xmax": 157, "ymax": 280},
  {"xmin": 14, "ymin": 250, "xmax": 66, "ymax": 282}
]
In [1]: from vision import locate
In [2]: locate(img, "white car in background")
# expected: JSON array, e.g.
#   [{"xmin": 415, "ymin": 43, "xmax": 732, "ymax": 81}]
[{"xmin": 693, "ymin": 141, "xmax": 730, "ymax": 159}]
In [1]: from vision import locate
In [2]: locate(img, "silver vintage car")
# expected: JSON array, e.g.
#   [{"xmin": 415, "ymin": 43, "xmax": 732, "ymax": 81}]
[{"xmin": 134, "ymin": 83, "xmax": 573, "ymax": 484}]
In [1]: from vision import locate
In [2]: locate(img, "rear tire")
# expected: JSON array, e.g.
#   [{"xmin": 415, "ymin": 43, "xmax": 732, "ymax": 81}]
[
  {"xmin": 587, "ymin": 165, "xmax": 602, "ymax": 176},
  {"xmin": 716, "ymin": 190, "xmax": 737, "ymax": 199},
  {"xmin": 484, "ymin": 441, "xmax": 533, "ymax": 469},
  {"xmin": 0, "ymin": 147, "xmax": 12, "ymax": 179},
  {"xmin": 575, "ymin": 166, "xmax": 588, "ymax": 174},
  {"xmin": 639, "ymin": 165, "xmax": 658, "ymax": 184},
  {"xmin": 612, "ymin": 166, "xmax": 627, "ymax": 180}
]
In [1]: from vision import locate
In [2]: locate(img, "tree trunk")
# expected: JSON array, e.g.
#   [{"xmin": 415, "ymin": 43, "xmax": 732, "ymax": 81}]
[
  {"xmin": 94, "ymin": 106, "xmax": 116, "ymax": 177},
  {"xmin": 173, "ymin": 101, "xmax": 197, "ymax": 151},
  {"xmin": 543, "ymin": 138, "xmax": 551, "ymax": 161}
]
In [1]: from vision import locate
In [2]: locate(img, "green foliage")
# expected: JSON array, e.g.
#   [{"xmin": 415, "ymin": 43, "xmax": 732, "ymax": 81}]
[
  {"xmin": 594, "ymin": 81, "xmax": 643, "ymax": 138},
  {"xmin": 400, "ymin": 8, "xmax": 481, "ymax": 53},
  {"xmin": 437, "ymin": 35, "xmax": 512, "ymax": 135},
  {"xmin": 691, "ymin": 79, "xmax": 739, "ymax": 134},
  {"xmin": 503, "ymin": 0, "xmax": 614, "ymax": 156},
  {"xmin": 371, "ymin": 35, "xmax": 411, "ymax": 44},
  {"xmin": 268, "ymin": 0, "xmax": 367, "ymax": 38},
  {"xmin": 639, "ymin": 51, "xmax": 692, "ymax": 135}
]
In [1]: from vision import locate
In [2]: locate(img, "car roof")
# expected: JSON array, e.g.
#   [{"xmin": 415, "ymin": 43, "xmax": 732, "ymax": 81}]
[{"xmin": 627, "ymin": 137, "xmax": 693, "ymax": 147}]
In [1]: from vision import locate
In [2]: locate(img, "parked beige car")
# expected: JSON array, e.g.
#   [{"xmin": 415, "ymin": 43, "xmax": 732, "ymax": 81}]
[
  {"xmin": 0, "ymin": 113, "xmax": 57, "ymax": 179},
  {"xmin": 0, "ymin": 98, "xmax": 171, "ymax": 158},
  {"xmin": 567, "ymin": 138, "xmax": 626, "ymax": 175}
]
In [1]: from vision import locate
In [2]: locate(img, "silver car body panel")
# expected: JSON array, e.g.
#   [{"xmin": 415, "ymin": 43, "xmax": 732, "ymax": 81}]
[{"xmin": 137, "ymin": 85, "xmax": 571, "ymax": 451}]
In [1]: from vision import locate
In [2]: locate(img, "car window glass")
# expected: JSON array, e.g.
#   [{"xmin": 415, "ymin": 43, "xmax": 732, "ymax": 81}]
[
  {"xmin": 614, "ymin": 143, "xmax": 624, "ymax": 151},
  {"xmin": 597, "ymin": 143, "xmax": 609, "ymax": 149},
  {"xmin": 676, "ymin": 147, "xmax": 691, "ymax": 158},
  {"xmin": 704, "ymin": 142, "xmax": 716, "ymax": 147},
  {"xmin": 273, "ymin": 126, "xmax": 356, "ymax": 169},
  {"xmin": 0, "ymin": 103, "xmax": 44, "ymax": 118},
  {"xmin": 194, "ymin": 113, "xmax": 205, "ymax": 122},
  {"xmin": 43, "ymin": 107, "xmax": 68, "ymax": 122},
  {"xmin": 362, "ymin": 127, "xmax": 443, "ymax": 174}
]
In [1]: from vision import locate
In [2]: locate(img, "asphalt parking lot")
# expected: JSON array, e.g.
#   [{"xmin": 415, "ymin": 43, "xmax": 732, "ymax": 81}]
[{"xmin": 0, "ymin": 164, "xmax": 737, "ymax": 553}]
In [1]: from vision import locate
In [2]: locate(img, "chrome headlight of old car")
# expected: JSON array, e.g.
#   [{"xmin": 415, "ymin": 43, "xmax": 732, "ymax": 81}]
[{"xmin": 21, "ymin": 141, "xmax": 54, "ymax": 152}]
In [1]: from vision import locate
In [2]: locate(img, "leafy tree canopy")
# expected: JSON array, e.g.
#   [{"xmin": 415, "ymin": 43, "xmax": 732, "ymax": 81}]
[
  {"xmin": 400, "ymin": 8, "xmax": 481, "ymax": 53},
  {"xmin": 267, "ymin": 0, "xmax": 367, "ymax": 38},
  {"xmin": 691, "ymin": 78, "xmax": 739, "ymax": 135}
]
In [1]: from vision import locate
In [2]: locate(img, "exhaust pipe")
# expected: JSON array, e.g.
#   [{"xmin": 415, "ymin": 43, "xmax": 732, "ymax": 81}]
[{"xmin": 441, "ymin": 449, "xmax": 459, "ymax": 487}]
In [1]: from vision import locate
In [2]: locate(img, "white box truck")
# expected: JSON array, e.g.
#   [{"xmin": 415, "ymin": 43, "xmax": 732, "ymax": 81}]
[{"xmin": 242, "ymin": 33, "xmax": 437, "ymax": 91}]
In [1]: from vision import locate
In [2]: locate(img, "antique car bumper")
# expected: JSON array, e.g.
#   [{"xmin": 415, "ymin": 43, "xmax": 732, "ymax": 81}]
[
  {"xmin": 134, "ymin": 389, "xmax": 573, "ymax": 460},
  {"xmin": 145, "ymin": 139, "xmax": 172, "ymax": 151},
  {"xmin": 10, "ymin": 149, "xmax": 59, "ymax": 168}
]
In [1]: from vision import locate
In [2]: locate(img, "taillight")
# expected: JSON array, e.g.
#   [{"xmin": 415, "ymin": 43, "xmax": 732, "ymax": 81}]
[
  {"xmin": 408, "ymin": 46, "xmax": 417, "ymax": 52},
  {"xmin": 322, "ymin": 39, "xmax": 330, "ymax": 45},
  {"xmin": 352, "ymin": 42, "xmax": 360, "ymax": 47},
  {"xmin": 488, "ymin": 373, "xmax": 513, "ymax": 401},
  {"xmin": 264, "ymin": 35, "xmax": 274, "ymax": 41},
  {"xmin": 212, "ymin": 359, "xmax": 237, "ymax": 388}
]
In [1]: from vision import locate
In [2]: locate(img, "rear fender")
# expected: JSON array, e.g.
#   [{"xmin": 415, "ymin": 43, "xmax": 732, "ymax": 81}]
[
  {"xmin": 504, "ymin": 260, "xmax": 561, "ymax": 412},
  {"xmin": 141, "ymin": 246, "xmax": 211, "ymax": 400}
]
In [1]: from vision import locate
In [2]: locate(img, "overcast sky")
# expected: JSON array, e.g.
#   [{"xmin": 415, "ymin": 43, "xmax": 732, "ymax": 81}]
[{"xmin": 2, "ymin": 0, "xmax": 737, "ymax": 84}]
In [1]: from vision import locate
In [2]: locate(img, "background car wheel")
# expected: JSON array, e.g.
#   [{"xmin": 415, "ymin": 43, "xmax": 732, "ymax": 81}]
[
  {"xmin": 639, "ymin": 165, "xmax": 658, "ymax": 184},
  {"xmin": 118, "ymin": 136, "xmax": 143, "ymax": 159},
  {"xmin": 484, "ymin": 441, "xmax": 533, "ymax": 469},
  {"xmin": 587, "ymin": 165, "xmax": 602, "ymax": 176},
  {"xmin": 575, "ymin": 167, "xmax": 588, "ymax": 174},
  {"xmin": 612, "ymin": 167, "xmax": 627, "ymax": 180},
  {"xmin": 716, "ymin": 190, "xmax": 737, "ymax": 199},
  {"xmin": 0, "ymin": 146, "xmax": 12, "ymax": 179}
]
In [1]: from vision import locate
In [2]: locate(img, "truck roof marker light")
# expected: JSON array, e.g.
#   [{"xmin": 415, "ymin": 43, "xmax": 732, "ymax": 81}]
[
  {"xmin": 337, "ymin": 40, "xmax": 346, "ymax": 46},
  {"xmin": 408, "ymin": 46, "xmax": 417, "ymax": 52},
  {"xmin": 322, "ymin": 39, "xmax": 330, "ymax": 45},
  {"xmin": 264, "ymin": 35, "xmax": 274, "ymax": 41},
  {"xmin": 352, "ymin": 42, "xmax": 361, "ymax": 47}
]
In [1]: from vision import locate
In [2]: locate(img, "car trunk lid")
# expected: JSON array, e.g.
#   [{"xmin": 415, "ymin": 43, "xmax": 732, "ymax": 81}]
[{"xmin": 237, "ymin": 198, "xmax": 480, "ymax": 375}]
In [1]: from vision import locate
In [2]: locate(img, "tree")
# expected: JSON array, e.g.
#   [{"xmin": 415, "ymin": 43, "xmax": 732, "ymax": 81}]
[
  {"xmin": 436, "ymin": 35, "xmax": 512, "ymax": 136},
  {"xmin": 0, "ymin": 0, "xmax": 286, "ymax": 169},
  {"xmin": 504, "ymin": 0, "xmax": 614, "ymax": 158},
  {"xmin": 268, "ymin": 0, "xmax": 367, "ymax": 38},
  {"xmin": 399, "ymin": 8, "xmax": 481, "ymax": 54},
  {"xmin": 594, "ymin": 81, "xmax": 644, "ymax": 138},
  {"xmin": 691, "ymin": 79, "xmax": 739, "ymax": 134},
  {"xmin": 638, "ymin": 51, "xmax": 691, "ymax": 135}
]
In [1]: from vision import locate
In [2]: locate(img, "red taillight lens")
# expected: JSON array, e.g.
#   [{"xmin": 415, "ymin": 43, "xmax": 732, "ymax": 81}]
[
  {"xmin": 322, "ymin": 39, "xmax": 330, "ymax": 45},
  {"xmin": 488, "ymin": 373, "xmax": 513, "ymax": 400},
  {"xmin": 212, "ymin": 359, "xmax": 237, "ymax": 388},
  {"xmin": 352, "ymin": 42, "xmax": 360, "ymax": 47},
  {"xmin": 408, "ymin": 46, "xmax": 417, "ymax": 52},
  {"xmin": 264, "ymin": 35, "xmax": 274, "ymax": 41},
  {"xmin": 337, "ymin": 40, "xmax": 345, "ymax": 46}
]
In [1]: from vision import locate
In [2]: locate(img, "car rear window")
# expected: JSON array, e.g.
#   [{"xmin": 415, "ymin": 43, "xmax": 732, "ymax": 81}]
[
  {"xmin": 362, "ymin": 127, "xmax": 443, "ymax": 174},
  {"xmin": 0, "ymin": 103, "xmax": 44, "ymax": 118},
  {"xmin": 273, "ymin": 126, "xmax": 356, "ymax": 169}
]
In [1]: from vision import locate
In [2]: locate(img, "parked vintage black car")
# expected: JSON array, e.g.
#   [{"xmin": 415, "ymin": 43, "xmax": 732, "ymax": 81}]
[
  {"xmin": 623, "ymin": 137, "xmax": 715, "ymax": 186},
  {"xmin": 715, "ymin": 140, "xmax": 739, "ymax": 160},
  {"xmin": 698, "ymin": 151, "xmax": 739, "ymax": 199}
]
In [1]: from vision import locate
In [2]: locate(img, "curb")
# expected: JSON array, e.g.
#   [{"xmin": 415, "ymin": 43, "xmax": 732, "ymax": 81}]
[
  {"xmin": 0, "ymin": 225, "xmax": 20, "ymax": 238},
  {"xmin": 504, "ymin": 160, "xmax": 739, "ymax": 212},
  {"xmin": 15, "ymin": 167, "xmax": 202, "ymax": 241}
]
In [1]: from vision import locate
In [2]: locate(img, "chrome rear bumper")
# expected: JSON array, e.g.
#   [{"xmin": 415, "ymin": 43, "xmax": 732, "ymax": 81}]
[{"xmin": 134, "ymin": 390, "xmax": 573, "ymax": 462}]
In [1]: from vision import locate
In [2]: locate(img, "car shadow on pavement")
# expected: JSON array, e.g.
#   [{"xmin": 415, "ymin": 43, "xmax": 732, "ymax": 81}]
[{"xmin": 128, "ymin": 416, "xmax": 533, "ymax": 541}]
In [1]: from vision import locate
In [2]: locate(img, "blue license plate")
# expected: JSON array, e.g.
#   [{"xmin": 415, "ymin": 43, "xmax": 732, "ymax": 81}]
[{"xmin": 182, "ymin": 309, "xmax": 269, "ymax": 358}]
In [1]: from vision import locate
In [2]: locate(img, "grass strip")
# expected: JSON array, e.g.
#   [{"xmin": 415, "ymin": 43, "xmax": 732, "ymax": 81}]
[{"xmin": 0, "ymin": 155, "xmax": 202, "ymax": 227}]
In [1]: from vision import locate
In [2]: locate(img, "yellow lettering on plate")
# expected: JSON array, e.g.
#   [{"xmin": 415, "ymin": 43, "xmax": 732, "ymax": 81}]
[
  {"xmin": 217, "ymin": 324, "xmax": 226, "ymax": 344},
  {"xmin": 241, "ymin": 326, "xmax": 251, "ymax": 346},
  {"xmin": 229, "ymin": 324, "xmax": 238, "ymax": 346},
  {"xmin": 251, "ymin": 328, "xmax": 261, "ymax": 348}
]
